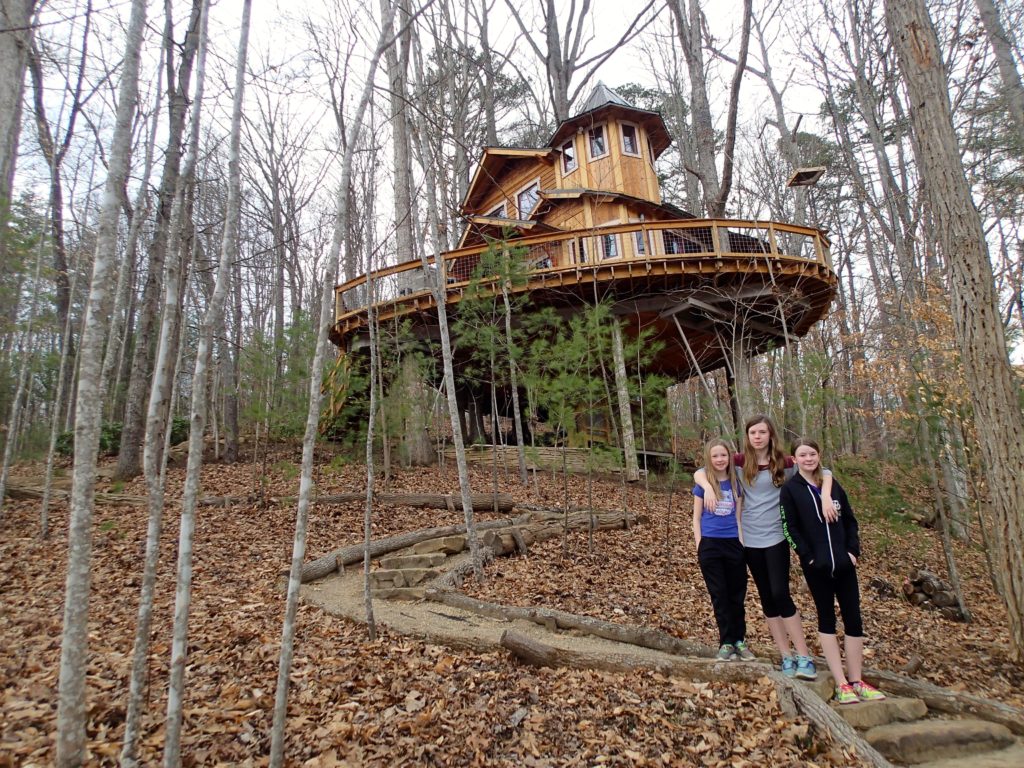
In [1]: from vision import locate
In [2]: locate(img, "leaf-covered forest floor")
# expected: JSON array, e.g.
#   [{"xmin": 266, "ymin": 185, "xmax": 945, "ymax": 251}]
[{"xmin": 1, "ymin": 446, "xmax": 1021, "ymax": 766}]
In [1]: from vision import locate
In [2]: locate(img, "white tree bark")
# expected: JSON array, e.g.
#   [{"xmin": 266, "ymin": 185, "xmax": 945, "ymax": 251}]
[
  {"xmin": 54, "ymin": 0, "xmax": 148, "ymax": 764},
  {"xmin": 885, "ymin": 0, "xmax": 1024, "ymax": 660},
  {"xmin": 410, "ymin": 30, "xmax": 484, "ymax": 580},
  {"xmin": 162, "ymin": 2, "xmax": 249, "ymax": 764},
  {"xmin": 0, "ymin": 0, "xmax": 36, "ymax": 212},
  {"xmin": 267, "ymin": 4, "xmax": 396, "ymax": 763},
  {"xmin": 974, "ymin": 0, "xmax": 1024, "ymax": 140},
  {"xmin": 609, "ymin": 320, "xmax": 639, "ymax": 482},
  {"xmin": 119, "ymin": 2, "xmax": 210, "ymax": 764}
]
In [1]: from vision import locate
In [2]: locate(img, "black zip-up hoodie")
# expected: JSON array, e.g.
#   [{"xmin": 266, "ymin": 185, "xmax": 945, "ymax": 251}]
[{"xmin": 780, "ymin": 473, "xmax": 860, "ymax": 576}]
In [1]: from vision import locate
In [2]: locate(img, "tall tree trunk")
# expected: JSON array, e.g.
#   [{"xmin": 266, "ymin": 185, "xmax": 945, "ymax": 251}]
[
  {"xmin": 54, "ymin": 0, "xmax": 147, "ymax": 762},
  {"xmin": 609, "ymin": 321, "xmax": 639, "ymax": 482},
  {"xmin": 116, "ymin": 0, "xmax": 203, "ymax": 480},
  {"xmin": 886, "ymin": 0, "xmax": 1024, "ymax": 660},
  {"xmin": 0, "ymin": 0, "xmax": 36, "ymax": 219},
  {"xmin": 163, "ymin": 2, "xmax": 249, "ymax": 763},
  {"xmin": 119, "ymin": 1, "xmax": 210, "ymax": 762},
  {"xmin": 973, "ymin": 0, "xmax": 1024, "ymax": 139},
  {"xmin": 267, "ymin": 5, "xmax": 394, "ymax": 762}
]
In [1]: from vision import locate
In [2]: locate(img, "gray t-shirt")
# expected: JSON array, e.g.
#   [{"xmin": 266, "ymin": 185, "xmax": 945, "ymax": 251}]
[{"xmin": 739, "ymin": 465, "xmax": 796, "ymax": 548}]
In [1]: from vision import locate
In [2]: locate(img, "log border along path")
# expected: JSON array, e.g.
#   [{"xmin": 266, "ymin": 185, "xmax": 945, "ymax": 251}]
[{"xmin": 299, "ymin": 508, "xmax": 1024, "ymax": 768}]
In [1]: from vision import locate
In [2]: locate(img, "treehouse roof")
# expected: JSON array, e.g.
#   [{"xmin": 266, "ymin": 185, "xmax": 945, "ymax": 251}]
[
  {"xmin": 547, "ymin": 83, "xmax": 672, "ymax": 159},
  {"xmin": 461, "ymin": 148, "xmax": 556, "ymax": 212}
]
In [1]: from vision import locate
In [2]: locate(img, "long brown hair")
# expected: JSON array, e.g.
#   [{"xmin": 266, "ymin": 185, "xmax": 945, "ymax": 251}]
[
  {"xmin": 742, "ymin": 414, "xmax": 787, "ymax": 487},
  {"xmin": 790, "ymin": 437, "xmax": 824, "ymax": 488},
  {"xmin": 702, "ymin": 438, "xmax": 739, "ymax": 496}
]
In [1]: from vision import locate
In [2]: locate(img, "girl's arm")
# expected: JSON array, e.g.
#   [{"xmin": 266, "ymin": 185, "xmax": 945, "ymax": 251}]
[
  {"xmin": 735, "ymin": 495, "xmax": 744, "ymax": 547},
  {"xmin": 839, "ymin": 485, "xmax": 861, "ymax": 560},
  {"xmin": 780, "ymin": 486, "xmax": 810, "ymax": 560},
  {"xmin": 693, "ymin": 468, "xmax": 719, "ymax": 511},
  {"xmin": 820, "ymin": 471, "xmax": 837, "ymax": 522},
  {"xmin": 692, "ymin": 494, "xmax": 703, "ymax": 549}
]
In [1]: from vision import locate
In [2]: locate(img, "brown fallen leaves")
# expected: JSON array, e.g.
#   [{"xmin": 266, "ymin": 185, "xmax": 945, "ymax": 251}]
[{"xmin": 0, "ymin": 447, "xmax": 1018, "ymax": 766}]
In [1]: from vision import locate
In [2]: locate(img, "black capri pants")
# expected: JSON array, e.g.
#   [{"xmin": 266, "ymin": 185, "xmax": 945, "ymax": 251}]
[
  {"xmin": 744, "ymin": 540, "xmax": 798, "ymax": 619},
  {"xmin": 801, "ymin": 565, "xmax": 863, "ymax": 636}
]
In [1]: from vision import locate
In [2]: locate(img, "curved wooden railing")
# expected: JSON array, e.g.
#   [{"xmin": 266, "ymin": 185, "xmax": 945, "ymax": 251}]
[{"xmin": 334, "ymin": 218, "xmax": 832, "ymax": 330}]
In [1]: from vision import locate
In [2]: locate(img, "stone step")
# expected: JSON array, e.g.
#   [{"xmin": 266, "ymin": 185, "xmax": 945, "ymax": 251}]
[
  {"xmin": 368, "ymin": 568, "xmax": 439, "ymax": 589},
  {"xmin": 831, "ymin": 695, "xmax": 927, "ymax": 730},
  {"xmin": 379, "ymin": 553, "xmax": 447, "ymax": 570},
  {"xmin": 370, "ymin": 586, "xmax": 426, "ymax": 601},
  {"xmin": 865, "ymin": 719, "xmax": 1015, "ymax": 765},
  {"xmin": 412, "ymin": 535, "xmax": 466, "ymax": 555},
  {"xmin": 911, "ymin": 742, "xmax": 1024, "ymax": 768}
]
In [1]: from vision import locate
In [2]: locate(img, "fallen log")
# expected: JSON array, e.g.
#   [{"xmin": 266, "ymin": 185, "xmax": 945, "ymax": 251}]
[
  {"xmin": 199, "ymin": 491, "xmax": 515, "ymax": 512},
  {"xmin": 428, "ymin": 591, "xmax": 715, "ymax": 658},
  {"xmin": 768, "ymin": 671, "xmax": 894, "ymax": 768},
  {"xmin": 6, "ymin": 485, "xmax": 144, "ymax": 506},
  {"xmin": 865, "ymin": 668, "xmax": 1024, "ymax": 736},
  {"xmin": 300, "ymin": 515, "xmax": 527, "ymax": 583}
]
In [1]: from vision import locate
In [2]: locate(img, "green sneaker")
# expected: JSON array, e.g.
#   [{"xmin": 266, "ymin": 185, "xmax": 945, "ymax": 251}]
[
  {"xmin": 734, "ymin": 640, "xmax": 756, "ymax": 661},
  {"xmin": 781, "ymin": 655, "xmax": 797, "ymax": 677},
  {"xmin": 795, "ymin": 655, "xmax": 818, "ymax": 680},
  {"xmin": 851, "ymin": 681, "xmax": 886, "ymax": 701},
  {"xmin": 834, "ymin": 683, "xmax": 859, "ymax": 705},
  {"xmin": 717, "ymin": 643, "xmax": 737, "ymax": 661}
]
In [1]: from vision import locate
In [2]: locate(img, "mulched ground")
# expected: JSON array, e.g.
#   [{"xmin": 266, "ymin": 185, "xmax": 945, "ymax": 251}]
[{"xmin": 1, "ymin": 447, "xmax": 1019, "ymax": 766}]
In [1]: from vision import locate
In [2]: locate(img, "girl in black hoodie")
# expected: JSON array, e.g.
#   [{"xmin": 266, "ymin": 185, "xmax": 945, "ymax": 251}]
[{"xmin": 780, "ymin": 438, "xmax": 886, "ymax": 705}]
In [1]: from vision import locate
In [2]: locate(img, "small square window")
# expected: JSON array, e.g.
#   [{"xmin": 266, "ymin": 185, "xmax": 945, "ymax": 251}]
[
  {"xmin": 561, "ymin": 140, "xmax": 577, "ymax": 173},
  {"xmin": 621, "ymin": 124, "xmax": 640, "ymax": 156},
  {"xmin": 588, "ymin": 125, "xmax": 607, "ymax": 159}
]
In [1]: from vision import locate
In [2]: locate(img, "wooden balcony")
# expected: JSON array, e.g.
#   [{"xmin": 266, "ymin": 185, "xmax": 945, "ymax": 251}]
[{"xmin": 332, "ymin": 219, "xmax": 837, "ymax": 380}]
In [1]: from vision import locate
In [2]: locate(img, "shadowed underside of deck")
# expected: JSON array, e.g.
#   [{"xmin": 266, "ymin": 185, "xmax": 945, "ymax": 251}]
[{"xmin": 332, "ymin": 248, "xmax": 837, "ymax": 383}]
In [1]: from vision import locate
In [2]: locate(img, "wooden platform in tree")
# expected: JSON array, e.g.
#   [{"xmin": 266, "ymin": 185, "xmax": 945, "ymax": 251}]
[{"xmin": 331, "ymin": 218, "xmax": 836, "ymax": 380}]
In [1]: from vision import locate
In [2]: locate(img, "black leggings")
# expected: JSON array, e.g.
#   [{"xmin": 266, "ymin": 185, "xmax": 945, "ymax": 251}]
[
  {"xmin": 801, "ymin": 565, "xmax": 863, "ymax": 636},
  {"xmin": 697, "ymin": 537, "xmax": 747, "ymax": 645},
  {"xmin": 744, "ymin": 540, "xmax": 797, "ymax": 619}
]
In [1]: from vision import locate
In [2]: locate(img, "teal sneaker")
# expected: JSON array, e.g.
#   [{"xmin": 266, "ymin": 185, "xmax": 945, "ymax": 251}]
[
  {"xmin": 795, "ymin": 655, "xmax": 818, "ymax": 680},
  {"xmin": 781, "ymin": 654, "xmax": 797, "ymax": 677},
  {"xmin": 717, "ymin": 643, "xmax": 737, "ymax": 661},
  {"xmin": 734, "ymin": 640, "xmax": 756, "ymax": 661}
]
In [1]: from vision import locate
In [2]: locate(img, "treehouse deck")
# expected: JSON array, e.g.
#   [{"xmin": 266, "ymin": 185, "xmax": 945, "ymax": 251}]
[{"xmin": 330, "ymin": 217, "xmax": 837, "ymax": 381}]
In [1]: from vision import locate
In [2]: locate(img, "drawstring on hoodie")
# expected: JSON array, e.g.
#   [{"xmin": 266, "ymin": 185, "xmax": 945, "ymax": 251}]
[{"xmin": 807, "ymin": 484, "xmax": 838, "ymax": 576}]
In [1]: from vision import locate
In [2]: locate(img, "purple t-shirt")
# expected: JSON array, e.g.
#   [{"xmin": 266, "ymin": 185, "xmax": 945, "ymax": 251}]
[{"xmin": 694, "ymin": 479, "xmax": 739, "ymax": 538}]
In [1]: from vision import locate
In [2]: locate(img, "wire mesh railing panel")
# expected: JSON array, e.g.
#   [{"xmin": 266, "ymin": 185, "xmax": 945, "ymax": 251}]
[
  {"xmin": 720, "ymin": 224, "xmax": 772, "ymax": 255},
  {"xmin": 662, "ymin": 226, "xmax": 714, "ymax": 255}
]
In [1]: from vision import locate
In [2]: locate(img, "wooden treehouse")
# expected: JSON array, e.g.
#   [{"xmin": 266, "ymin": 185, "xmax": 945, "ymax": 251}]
[{"xmin": 329, "ymin": 84, "xmax": 837, "ymax": 443}]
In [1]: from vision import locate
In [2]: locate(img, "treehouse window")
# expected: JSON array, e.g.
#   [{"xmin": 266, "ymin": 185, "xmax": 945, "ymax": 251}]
[
  {"xmin": 633, "ymin": 230, "xmax": 646, "ymax": 256},
  {"xmin": 517, "ymin": 181, "xmax": 540, "ymax": 219},
  {"xmin": 600, "ymin": 234, "xmax": 619, "ymax": 260},
  {"xmin": 621, "ymin": 123, "xmax": 640, "ymax": 156},
  {"xmin": 568, "ymin": 238, "xmax": 587, "ymax": 264},
  {"xmin": 647, "ymin": 136, "xmax": 655, "ymax": 164},
  {"xmin": 561, "ymin": 140, "xmax": 578, "ymax": 173},
  {"xmin": 588, "ymin": 124, "xmax": 608, "ymax": 159},
  {"xmin": 487, "ymin": 203, "xmax": 506, "ymax": 218}
]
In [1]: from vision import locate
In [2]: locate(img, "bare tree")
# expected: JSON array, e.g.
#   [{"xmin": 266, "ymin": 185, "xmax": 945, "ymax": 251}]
[
  {"xmin": 974, "ymin": 0, "xmax": 1024, "ymax": 139},
  {"xmin": 667, "ymin": 0, "xmax": 753, "ymax": 217},
  {"xmin": 267, "ymin": 2, "xmax": 397, "ymax": 763},
  {"xmin": 885, "ymin": 0, "xmax": 1024, "ymax": 660},
  {"xmin": 506, "ymin": 0, "xmax": 659, "ymax": 121},
  {"xmin": 54, "ymin": 0, "xmax": 148, "ymax": 761},
  {"xmin": 0, "ymin": 0, "xmax": 37, "ymax": 219},
  {"xmin": 163, "ymin": 2, "xmax": 251, "ymax": 763}
]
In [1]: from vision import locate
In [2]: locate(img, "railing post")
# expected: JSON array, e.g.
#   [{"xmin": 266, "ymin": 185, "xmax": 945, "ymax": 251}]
[
  {"xmin": 768, "ymin": 223, "xmax": 779, "ymax": 256},
  {"xmin": 710, "ymin": 222, "xmax": 722, "ymax": 255}
]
